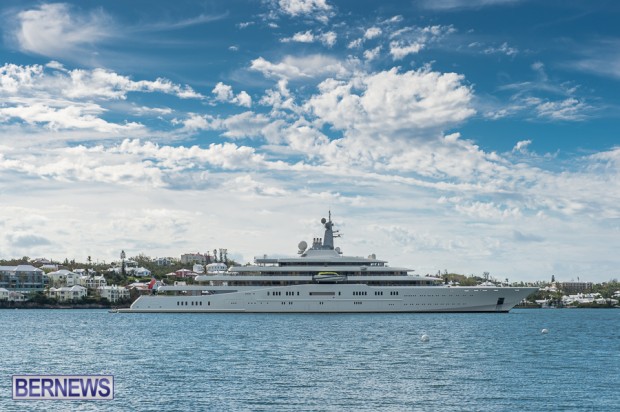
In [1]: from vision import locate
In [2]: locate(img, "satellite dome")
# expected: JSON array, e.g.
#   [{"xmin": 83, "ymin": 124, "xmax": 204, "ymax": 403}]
[
  {"xmin": 298, "ymin": 241, "xmax": 308, "ymax": 251},
  {"xmin": 321, "ymin": 218, "xmax": 327, "ymax": 224}
]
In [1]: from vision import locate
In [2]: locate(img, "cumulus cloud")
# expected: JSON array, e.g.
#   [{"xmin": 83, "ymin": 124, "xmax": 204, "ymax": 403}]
[
  {"xmin": 274, "ymin": 0, "xmax": 334, "ymax": 22},
  {"xmin": 211, "ymin": 82, "xmax": 252, "ymax": 107},
  {"xmin": 306, "ymin": 67, "xmax": 475, "ymax": 136}
]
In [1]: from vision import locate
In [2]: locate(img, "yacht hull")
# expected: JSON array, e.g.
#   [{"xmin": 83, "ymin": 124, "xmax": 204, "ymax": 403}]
[{"xmin": 118, "ymin": 284, "xmax": 537, "ymax": 313}]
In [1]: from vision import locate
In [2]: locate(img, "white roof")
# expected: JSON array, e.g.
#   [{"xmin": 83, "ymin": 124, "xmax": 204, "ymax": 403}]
[{"xmin": 15, "ymin": 265, "xmax": 44, "ymax": 272}]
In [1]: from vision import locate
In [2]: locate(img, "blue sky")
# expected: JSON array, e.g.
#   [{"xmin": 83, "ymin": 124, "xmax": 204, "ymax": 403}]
[{"xmin": 1, "ymin": 0, "xmax": 619, "ymax": 283}]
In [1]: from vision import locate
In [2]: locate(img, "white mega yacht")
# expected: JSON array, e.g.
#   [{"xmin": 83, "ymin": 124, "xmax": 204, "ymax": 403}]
[{"xmin": 118, "ymin": 213, "xmax": 536, "ymax": 313}]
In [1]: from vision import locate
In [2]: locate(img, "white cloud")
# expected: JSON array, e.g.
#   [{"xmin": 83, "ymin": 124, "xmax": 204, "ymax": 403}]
[
  {"xmin": 235, "ymin": 91, "xmax": 253, "ymax": 108},
  {"xmin": 283, "ymin": 30, "xmax": 315, "ymax": 43},
  {"xmin": 347, "ymin": 39, "xmax": 363, "ymax": 49},
  {"xmin": 275, "ymin": 0, "xmax": 334, "ymax": 22},
  {"xmin": 388, "ymin": 25, "xmax": 454, "ymax": 60},
  {"xmin": 455, "ymin": 201, "xmax": 521, "ymax": 220},
  {"xmin": 12, "ymin": 3, "xmax": 113, "ymax": 59},
  {"xmin": 212, "ymin": 82, "xmax": 234, "ymax": 102},
  {"xmin": 483, "ymin": 42, "xmax": 518, "ymax": 56},
  {"xmin": 131, "ymin": 106, "xmax": 173, "ymax": 116},
  {"xmin": 363, "ymin": 46, "xmax": 382, "ymax": 61},
  {"xmin": 1, "ymin": 63, "xmax": 203, "ymax": 101},
  {"xmin": 364, "ymin": 27, "xmax": 382, "ymax": 40},
  {"xmin": 389, "ymin": 41, "xmax": 424, "ymax": 59},
  {"xmin": 306, "ymin": 67, "xmax": 475, "ymax": 136},
  {"xmin": 250, "ymin": 55, "xmax": 350, "ymax": 80},
  {"xmin": 321, "ymin": 31, "xmax": 337, "ymax": 47},
  {"xmin": 0, "ymin": 102, "xmax": 143, "ymax": 133},
  {"xmin": 280, "ymin": 30, "xmax": 336, "ymax": 47},
  {"xmin": 533, "ymin": 98, "xmax": 589, "ymax": 121},
  {"xmin": 211, "ymin": 82, "xmax": 252, "ymax": 108},
  {"xmin": 0, "ymin": 62, "xmax": 202, "ymax": 134},
  {"xmin": 484, "ymin": 63, "xmax": 591, "ymax": 122},
  {"xmin": 513, "ymin": 140, "xmax": 532, "ymax": 153},
  {"xmin": 418, "ymin": 0, "xmax": 523, "ymax": 10}
]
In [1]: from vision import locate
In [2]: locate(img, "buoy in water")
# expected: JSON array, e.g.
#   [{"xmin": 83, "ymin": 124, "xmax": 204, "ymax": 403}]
[
  {"xmin": 420, "ymin": 334, "xmax": 429, "ymax": 342},
  {"xmin": 541, "ymin": 328, "xmax": 549, "ymax": 334}
]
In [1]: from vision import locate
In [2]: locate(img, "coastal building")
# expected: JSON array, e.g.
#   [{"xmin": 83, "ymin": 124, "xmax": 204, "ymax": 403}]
[
  {"xmin": 31, "ymin": 258, "xmax": 53, "ymax": 265},
  {"xmin": 98, "ymin": 285, "xmax": 130, "ymax": 303},
  {"xmin": 39, "ymin": 264, "xmax": 59, "ymax": 272},
  {"xmin": 108, "ymin": 259, "xmax": 137, "ymax": 274},
  {"xmin": 79, "ymin": 275, "xmax": 107, "ymax": 290},
  {"xmin": 562, "ymin": 293, "xmax": 619, "ymax": 306},
  {"xmin": 133, "ymin": 267, "xmax": 152, "ymax": 277},
  {"xmin": 181, "ymin": 253, "xmax": 208, "ymax": 265},
  {"xmin": 126, "ymin": 282, "xmax": 151, "ymax": 295},
  {"xmin": 47, "ymin": 285, "xmax": 87, "ymax": 302},
  {"xmin": 155, "ymin": 257, "xmax": 173, "ymax": 266},
  {"xmin": 171, "ymin": 268, "xmax": 194, "ymax": 278},
  {"xmin": 45, "ymin": 269, "xmax": 80, "ymax": 287},
  {"xmin": 559, "ymin": 281, "xmax": 593, "ymax": 293},
  {"xmin": 0, "ymin": 265, "xmax": 46, "ymax": 292},
  {"xmin": 0, "ymin": 288, "xmax": 27, "ymax": 302}
]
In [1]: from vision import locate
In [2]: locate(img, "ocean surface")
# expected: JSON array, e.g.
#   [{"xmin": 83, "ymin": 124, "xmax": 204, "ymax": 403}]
[{"xmin": 0, "ymin": 309, "xmax": 618, "ymax": 411}]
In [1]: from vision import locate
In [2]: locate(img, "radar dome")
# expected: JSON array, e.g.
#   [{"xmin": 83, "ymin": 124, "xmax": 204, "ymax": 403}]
[
  {"xmin": 298, "ymin": 241, "xmax": 308, "ymax": 251},
  {"xmin": 321, "ymin": 218, "xmax": 327, "ymax": 224}
]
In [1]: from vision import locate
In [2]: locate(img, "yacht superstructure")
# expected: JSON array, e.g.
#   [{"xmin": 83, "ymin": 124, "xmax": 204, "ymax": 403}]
[{"xmin": 119, "ymin": 213, "xmax": 536, "ymax": 313}]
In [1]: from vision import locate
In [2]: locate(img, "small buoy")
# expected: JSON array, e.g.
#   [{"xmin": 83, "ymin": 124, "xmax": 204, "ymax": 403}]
[
  {"xmin": 541, "ymin": 328, "xmax": 549, "ymax": 334},
  {"xmin": 420, "ymin": 334, "xmax": 429, "ymax": 342}
]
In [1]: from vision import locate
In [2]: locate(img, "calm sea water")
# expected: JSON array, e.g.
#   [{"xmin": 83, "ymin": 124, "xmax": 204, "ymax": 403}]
[{"xmin": 0, "ymin": 309, "xmax": 618, "ymax": 411}]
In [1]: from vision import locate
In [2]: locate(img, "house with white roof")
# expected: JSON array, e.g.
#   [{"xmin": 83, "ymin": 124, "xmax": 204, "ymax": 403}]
[
  {"xmin": 79, "ymin": 275, "xmax": 107, "ymax": 290},
  {"xmin": 39, "ymin": 264, "xmax": 59, "ymax": 272},
  {"xmin": 47, "ymin": 285, "xmax": 87, "ymax": 302},
  {"xmin": 0, "ymin": 288, "xmax": 9, "ymax": 301},
  {"xmin": 45, "ymin": 269, "xmax": 81, "ymax": 287},
  {"xmin": 133, "ymin": 267, "xmax": 152, "ymax": 277}
]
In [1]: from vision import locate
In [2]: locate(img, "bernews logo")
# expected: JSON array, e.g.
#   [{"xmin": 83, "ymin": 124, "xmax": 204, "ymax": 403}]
[{"xmin": 12, "ymin": 375, "xmax": 114, "ymax": 400}]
